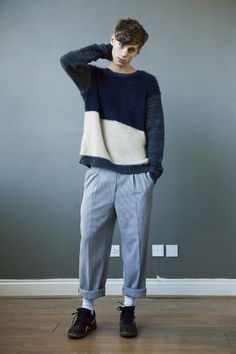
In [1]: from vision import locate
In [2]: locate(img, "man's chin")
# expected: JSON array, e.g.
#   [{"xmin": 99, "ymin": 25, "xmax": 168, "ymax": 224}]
[
  {"xmin": 116, "ymin": 58, "xmax": 127, "ymax": 65},
  {"xmin": 116, "ymin": 60, "xmax": 128, "ymax": 67}
]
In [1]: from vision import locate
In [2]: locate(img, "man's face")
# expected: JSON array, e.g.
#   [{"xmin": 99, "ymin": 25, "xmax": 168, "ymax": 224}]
[{"xmin": 110, "ymin": 34, "xmax": 140, "ymax": 67}]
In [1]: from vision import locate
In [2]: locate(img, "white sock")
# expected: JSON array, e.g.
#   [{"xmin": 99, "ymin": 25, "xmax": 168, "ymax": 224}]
[
  {"xmin": 124, "ymin": 295, "xmax": 135, "ymax": 307},
  {"xmin": 82, "ymin": 298, "xmax": 94, "ymax": 313}
]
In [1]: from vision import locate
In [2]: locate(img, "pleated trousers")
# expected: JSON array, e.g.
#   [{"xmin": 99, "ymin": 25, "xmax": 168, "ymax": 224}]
[{"xmin": 79, "ymin": 166, "xmax": 155, "ymax": 300}]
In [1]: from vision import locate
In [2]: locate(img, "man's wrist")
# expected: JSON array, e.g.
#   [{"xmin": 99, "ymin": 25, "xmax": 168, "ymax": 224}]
[{"xmin": 149, "ymin": 169, "xmax": 163, "ymax": 183}]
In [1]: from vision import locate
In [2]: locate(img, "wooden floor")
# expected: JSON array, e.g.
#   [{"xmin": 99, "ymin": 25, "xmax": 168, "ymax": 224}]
[{"xmin": 0, "ymin": 296, "xmax": 236, "ymax": 353}]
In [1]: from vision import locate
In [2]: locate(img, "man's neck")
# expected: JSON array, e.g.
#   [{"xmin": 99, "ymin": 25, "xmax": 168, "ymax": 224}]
[{"xmin": 107, "ymin": 62, "xmax": 137, "ymax": 74}]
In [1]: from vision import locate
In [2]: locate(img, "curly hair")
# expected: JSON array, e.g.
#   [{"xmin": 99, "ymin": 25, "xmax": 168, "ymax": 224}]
[{"xmin": 114, "ymin": 18, "xmax": 149, "ymax": 49}]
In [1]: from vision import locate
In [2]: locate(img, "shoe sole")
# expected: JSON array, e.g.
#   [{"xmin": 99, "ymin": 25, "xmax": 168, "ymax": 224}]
[
  {"xmin": 68, "ymin": 322, "xmax": 97, "ymax": 339},
  {"xmin": 120, "ymin": 330, "xmax": 137, "ymax": 338}
]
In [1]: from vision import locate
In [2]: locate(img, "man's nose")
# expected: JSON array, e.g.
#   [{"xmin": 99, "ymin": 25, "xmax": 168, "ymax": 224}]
[{"xmin": 121, "ymin": 48, "xmax": 128, "ymax": 57}]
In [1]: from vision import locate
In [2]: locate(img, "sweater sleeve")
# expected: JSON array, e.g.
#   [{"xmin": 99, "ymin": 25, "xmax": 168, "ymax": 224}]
[
  {"xmin": 60, "ymin": 43, "xmax": 113, "ymax": 93},
  {"xmin": 145, "ymin": 77, "xmax": 165, "ymax": 183}
]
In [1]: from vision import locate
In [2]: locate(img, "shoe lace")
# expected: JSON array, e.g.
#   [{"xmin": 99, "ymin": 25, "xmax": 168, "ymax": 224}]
[
  {"xmin": 117, "ymin": 302, "xmax": 135, "ymax": 324},
  {"xmin": 71, "ymin": 308, "xmax": 90, "ymax": 326}
]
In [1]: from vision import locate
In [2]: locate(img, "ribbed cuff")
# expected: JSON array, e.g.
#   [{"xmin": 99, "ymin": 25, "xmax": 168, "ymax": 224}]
[
  {"xmin": 149, "ymin": 169, "xmax": 163, "ymax": 183},
  {"xmin": 98, "ymin": 43, "xmax": 112, "ymax": 61}
]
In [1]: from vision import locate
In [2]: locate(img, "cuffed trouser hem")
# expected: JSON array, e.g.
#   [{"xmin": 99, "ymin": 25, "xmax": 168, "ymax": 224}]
[
  {"xmin": 122, "ymin": 286, "xmax": 147, "ymax": 298},
  {"xmin": 79, "ymin": 287, "xmax": 105, "ymax": 300}
]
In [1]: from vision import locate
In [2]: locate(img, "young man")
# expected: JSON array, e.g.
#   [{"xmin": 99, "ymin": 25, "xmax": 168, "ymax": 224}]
[{"xmin": 60, "ymin": 18, "xmax": 165, "ymax": 339}]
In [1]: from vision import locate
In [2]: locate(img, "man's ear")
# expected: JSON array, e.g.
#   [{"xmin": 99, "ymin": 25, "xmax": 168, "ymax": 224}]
[{"xmin": 110, "ymin": 33, "xmax": 116, "ymax": 46}]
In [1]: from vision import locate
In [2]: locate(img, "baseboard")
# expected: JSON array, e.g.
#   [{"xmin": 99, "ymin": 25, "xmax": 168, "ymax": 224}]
[{"xmin": 1, "ymin": 278, "xmax": 236, "ymax": 296}]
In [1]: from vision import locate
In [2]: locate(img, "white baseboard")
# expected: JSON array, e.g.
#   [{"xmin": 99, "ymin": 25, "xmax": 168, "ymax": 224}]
[{"xmin": 1, "ymin": 278, "xmax": 236, "ymax": 296}]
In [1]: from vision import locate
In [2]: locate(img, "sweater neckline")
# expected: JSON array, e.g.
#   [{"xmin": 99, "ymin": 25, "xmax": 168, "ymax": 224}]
[{"xmin": 105, "ymin": 67, "xmax": 140, "ymax": 76}]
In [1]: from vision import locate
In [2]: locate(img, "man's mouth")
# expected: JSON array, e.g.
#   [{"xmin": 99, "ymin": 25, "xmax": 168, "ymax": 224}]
[{"xmin": 117, "ymin": 57, "xmax": 126, "ymax": 63}]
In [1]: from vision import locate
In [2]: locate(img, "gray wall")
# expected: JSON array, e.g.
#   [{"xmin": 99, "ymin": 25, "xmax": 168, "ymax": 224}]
[{"xmin": 1, "ymin": 0, "xmax": 236, "ymax": 279}]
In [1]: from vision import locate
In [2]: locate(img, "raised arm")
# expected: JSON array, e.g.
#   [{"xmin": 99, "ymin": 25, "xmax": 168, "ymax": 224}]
[{"xmin": 60, "ymin": 43, "xmax": 112, "ymax": 93}]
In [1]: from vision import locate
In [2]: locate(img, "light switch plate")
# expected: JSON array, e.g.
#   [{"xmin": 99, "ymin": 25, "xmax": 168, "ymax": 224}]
[
  {"xmin": 166, "ymin": 245, "xmax": 178, "ymax": 257},
  {"xmin": 152, "ymin": 244, "xmax": 164, "ymax": 257}
]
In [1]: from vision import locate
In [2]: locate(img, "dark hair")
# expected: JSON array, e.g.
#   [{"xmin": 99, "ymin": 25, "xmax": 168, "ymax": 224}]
[{"xmin": 114, "ymin": 18, "xmax": 149, "ymax": 49}]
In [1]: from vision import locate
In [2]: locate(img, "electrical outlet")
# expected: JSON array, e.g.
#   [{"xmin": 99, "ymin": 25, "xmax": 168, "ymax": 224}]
[
  {"xmin": 152, "ymin": 244, "xmax": 164, "ymax": 257},
  {"xmin": 110, "ymin": 245, "xmax": 120, "ymax": 257},
  {"xmin": 166, "ymin": 245, "xmax": 178, "ymax": 257}
]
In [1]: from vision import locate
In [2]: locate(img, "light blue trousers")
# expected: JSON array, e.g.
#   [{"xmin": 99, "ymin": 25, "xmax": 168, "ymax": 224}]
[{"xmin": 79, "ymin": 167, "xmax": 155, "ymax": 300}]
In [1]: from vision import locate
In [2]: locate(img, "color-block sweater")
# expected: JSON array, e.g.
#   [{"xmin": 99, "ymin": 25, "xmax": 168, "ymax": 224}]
[{"xmin": 60, "ymin": 43, "xmax": 165, "ymax": 183}]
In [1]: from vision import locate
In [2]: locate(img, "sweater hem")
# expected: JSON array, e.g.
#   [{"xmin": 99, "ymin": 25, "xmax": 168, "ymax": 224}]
[{"xmin": 79, "ymin": 155, "xmax": 150, "ymax": 174}]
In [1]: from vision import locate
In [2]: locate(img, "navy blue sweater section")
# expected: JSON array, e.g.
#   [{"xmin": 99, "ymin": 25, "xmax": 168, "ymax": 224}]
[{"xmin": 82, "ymin": 65, "xmax": 159, "ymax": 132}]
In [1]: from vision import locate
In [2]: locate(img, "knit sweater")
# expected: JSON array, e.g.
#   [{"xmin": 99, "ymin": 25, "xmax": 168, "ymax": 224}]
[{"xmin": 60, "ymin": 43, "xmax": 164, "ymax": 183}]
